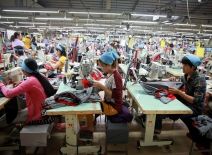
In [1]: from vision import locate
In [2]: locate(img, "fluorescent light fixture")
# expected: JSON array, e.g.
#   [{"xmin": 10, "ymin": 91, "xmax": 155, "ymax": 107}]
[
  {"xmin": 84, "ymin": 24, "xmax": 111, "ymax": 27},
  {"xmin": 203, "ymin": 30, "xmax": 212, "ymax": 32},
  {"xmin": 78, "ymin": 19, "xmax": 115, "ymax": 22},
  {"xmin": 89, "ymin": 30, "xmax": 105, "ymax": 32},
  {"xmin": 18, "ymin": 22, "xmax": 46, "ymax": 24},
  {"xmin": 1, "ymin": 16, "xmax": 28, "ymax": 19},
  {"xmin": 202, "ymin": 24, "xmax": 212, "ymax": 27},
  {"xmin": 3, "ymin": 9, "xmax": 59, "ymax": 13},
  {"xmin": 17, "ymin": 25, "xmax": 35, "ymax": 28},
  {"xmin": 29, "ymin": 28, "xmax": 46, "ymax": 29},
  {"xmin": 0, "ymin": 21, "xmax": 13, "ymax": 24},
  {"xmin": 122, "ymin": 20, "xmax": 158, "ymax": 24},
  {"xmin": 203, "ymin": 34, "xmax": 212, "ymax": 36},
  {"xmin": 35, "ymin": 17, "xmax": 73, "ymax": 20},
  {"xmin": 68, "ymin": 11, "xmax": 121, "ymax": 15},
  {"xmin": 174, "ymin": 23, "xmax": 196, "ymax": 26},
  {"xmin": 175, "ymin": 28, "xmax": 199, "ymax": 31},
  {"xmin": 63, "ymin": 27, "xmax": 83, "ymax": 29},
  {"xmin": 131, "ymin": 14, "xmax": 166, "ymax": 17},
  {"xmin": 164, "ymin": 23, "xmax": 172, "ymax": 25},
  {"xmin": 86, "ymin": 27, "xmax": 106, "ymax": 29},
  {"xmin": 73, "ymin": 29, "xmax": 87, "ymax": 31},
  {"xmin": 133, "ymin": 29, "xmax": 152, "ymax": 31},
  {"xmin": 39, "ymin": 26, "xmax": 60, "ymax": 28}
]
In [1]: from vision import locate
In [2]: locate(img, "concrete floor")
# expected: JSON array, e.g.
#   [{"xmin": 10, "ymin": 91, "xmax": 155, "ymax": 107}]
[{"xmin": 0, "ymin": 115, "xmax": 203, "ymax": 155}]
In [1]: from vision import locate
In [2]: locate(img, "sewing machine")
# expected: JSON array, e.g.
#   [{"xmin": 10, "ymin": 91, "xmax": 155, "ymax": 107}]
[
  {"xmin": 146, "ymin": 62, "xmax": 165, "ymax": 81},
  {"xmin": 2, "ymin": 67, "xmax": 23, "ymax": 84},
  {"xmin": 76, "ymin": 57, "xmax": 94, "ymax": 90},
  {"xmin": 171, "ymin": 53, "xmax": 183, "ymax": 69}
]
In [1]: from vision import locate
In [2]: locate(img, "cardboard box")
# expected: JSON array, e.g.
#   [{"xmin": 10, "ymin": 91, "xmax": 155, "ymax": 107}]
[{"xmin": 20, "ymin": 123, "xmax": 54, "ymax": 147}]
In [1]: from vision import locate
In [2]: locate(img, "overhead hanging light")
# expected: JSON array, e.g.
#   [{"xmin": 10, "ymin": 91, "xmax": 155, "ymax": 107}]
[
  {"xmin": 174, "ymin": 23, "xmax": 196, "ymax": 26},
  {"xmin": 1, "ymin": 16, "xmax": 28, "ymax": 19},
  {"xmin": 131, "ymin": 14, "xmax": 166, "ymax": 17},
  {"xmin": 122, "ymin": 20, "xmax": 158, "ymax": 24},
  {"xmin": 18, "ymin": 22, "xmax": 46, "ymax": 24},
  {"xmin": 175, "ymin": 28, "xmax": 199, "ymax": 31},
  {"xmin": 2, "ymin": 7, "xmax": 59, "ymax": 13},
  {"xmin": 78, "ymin": 19, "xmax": 115, "ymax": 22},
  {"xmin": 0, "ymin": 21, "xmax": 14, "ymax": 24},
  {"xmin": 68, "ymin": 11, "xmax": 121, "ymax": 15},
  {"xmin": 202, "ymin": 24, "xmax": 212, "ymax": 27},
  {"xmin": 35, "ymin": 17, "xmax": 73, "ymax": 20},
  {"xmin": 84, "ymin": 24, "xmax": 112, "ymax": 27},
  {"xmin": 86, "ymin": 27, "xmax": 106, "ymax": 29}
]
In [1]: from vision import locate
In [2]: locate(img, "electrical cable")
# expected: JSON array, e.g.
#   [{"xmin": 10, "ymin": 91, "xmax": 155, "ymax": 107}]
[
  {"xmin": 186, "ymin": 0, "xmax": 194, "ymax": 35},
  {"xmin": 79, "ymin": 0, "xmax": 102, "ymax": 27}
]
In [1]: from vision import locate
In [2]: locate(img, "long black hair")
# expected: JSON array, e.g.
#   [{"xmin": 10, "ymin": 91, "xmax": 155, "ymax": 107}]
[
  {"xmin": 24, "ymin": 58, "xmax": 55, "ymax": 97},
  {"xmin": 56, "ymin": 45, "xmax": 66, "ymax": 57},
  {"xmin": 10, "ymin": 32, "xmax": 20, "ymax": 42}
]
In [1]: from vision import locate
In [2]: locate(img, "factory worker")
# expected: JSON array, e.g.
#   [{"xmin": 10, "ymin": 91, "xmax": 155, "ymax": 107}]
[
  {"xmin": 155, "ymin": 54, "xmax": 206, "ymax": 134},
  {"xmin": 13, "ymin": 46, "xmax": 27, "ymax": 67},
  {"xmin": 23, "ymin": 34, "xmax": 31, "ymax": 49},
  {"xmin": 10, "ymin": 32, "xmax": 29, "ymax": 50},
  {"xmin": 94, "ymin": 52, "xmax": 122, "ymax": 116},
  {"xmin": 47, "ymin": 44, "xmax": 66, "ymax": 73},
  {"xmin": 107, "ymin": 42, "xmax": 118, "ymax": 55},
  {"xmin": 188, "ymin": 47, "xmax": 196, "ymax": 55},
  {"xmin": 0, "ymin": 58, "xmax": 55, "ymax": 128},
  {"xmin": 137, "ymin": 44, "xmax": 148, "ymax": 64}
]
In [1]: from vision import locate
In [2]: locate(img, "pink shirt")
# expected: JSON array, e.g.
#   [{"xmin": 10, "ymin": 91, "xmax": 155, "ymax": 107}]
[
  {"xmin": 0, "ymin": 76, "xmax": 47, "ymax": 123},
  {"xmin": 12, "ymin": 39, "xmax": 25, "ymax": 48}
]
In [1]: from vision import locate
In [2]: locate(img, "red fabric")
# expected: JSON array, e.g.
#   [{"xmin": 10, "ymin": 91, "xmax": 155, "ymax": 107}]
[
  {"xmin": 154, "ymin": 88, "xmax": 176, "ymax": 100},
  {"xmin": 44, "ymin": 64, "xmax": 54, "ymax": 71},
  {"xmin": 192, "ymin": 121, "xmax": 198, "ymax": 127},
  {"xmin": 82, "ymin": 79, "xmax": 92, "ymax": 88},
  {"xmin": 56, "ymin": 100, "xmax": 77, "ymax": 106}
]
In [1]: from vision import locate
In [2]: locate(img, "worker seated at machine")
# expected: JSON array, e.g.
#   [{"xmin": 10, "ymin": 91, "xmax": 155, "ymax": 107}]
[
  {"xmin": 46, "ymin": 44, "xmax": 66, "ymax": 78},
  {"xmin": 12, "ymin": 46, "xmax": 27, "ymax": 67},
  {"xmin": 30, "ymin": 42, "xmax": 38, "ymax": 57},
  {"xmin": 137, "ymin": 44, "xmax": 148, "ymax": 64},
  {"xmin": 188, "ymin": 47, "xmax": 196, "ymax": 55},
  {"xmin": 0, "ymin": 58, "xmax": 55, "ymax": 128}
]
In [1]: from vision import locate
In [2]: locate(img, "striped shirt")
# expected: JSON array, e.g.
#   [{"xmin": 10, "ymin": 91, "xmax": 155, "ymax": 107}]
[{"xmin": 104, "ymin": 70, "xmax": 123, "ymax": 112}]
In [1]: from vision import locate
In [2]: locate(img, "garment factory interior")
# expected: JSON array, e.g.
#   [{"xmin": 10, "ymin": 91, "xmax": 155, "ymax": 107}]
[{"xmin": 0, "ymin": 0, "xmax": 212, "ymax": 155}]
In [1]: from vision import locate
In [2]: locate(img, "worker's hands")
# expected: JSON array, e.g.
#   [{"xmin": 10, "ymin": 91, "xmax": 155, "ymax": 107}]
[
  {"xmin": 93, "ymin": 82, "xmax": 104, "ymax": 90},
  {"xmin": 169, "ymin": 76, "xmax": 176, "ymax": 81},
  {"xmin": 168, "ymin": 87, "xmax": 180, "ymax": 94},
  {"xmin": 13, "ymin": 81, "xmax": 20, "ymax": 87}
]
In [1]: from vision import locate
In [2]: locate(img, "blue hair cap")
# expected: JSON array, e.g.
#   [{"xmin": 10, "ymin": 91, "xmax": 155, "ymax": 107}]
[
  {"xmin": 185, "ymin": 54, "xmax": 202, "ymax": 66},
  {"xmin": 56, "ymin": 44, "xmax": 63, "ymax": 51},
  {"xmin": 189, "ymin": 47, "xmax": 196, "ymax": 52},
  {"xmin": 99, "ymin": 52, "xmax": 119, "ymax": 65},
  {"xmin": 138, "ymin": 44, "xmax": 144, "ymax": 49}
]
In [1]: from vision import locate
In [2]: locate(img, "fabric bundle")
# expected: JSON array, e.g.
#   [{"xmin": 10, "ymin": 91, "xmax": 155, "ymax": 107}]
[{"xmin": 140, "ymin": 81, "xmax": 183, "ymax": 104}]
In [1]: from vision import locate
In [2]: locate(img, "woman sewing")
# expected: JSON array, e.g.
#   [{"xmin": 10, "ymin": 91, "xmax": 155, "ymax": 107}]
[
  {"xmin": 0, "ymin": 58, "xmax": 55, "ymax": 128},
  {"xmin": 46, "ymin": 44, "xmax": 67, "ymax": 78}
]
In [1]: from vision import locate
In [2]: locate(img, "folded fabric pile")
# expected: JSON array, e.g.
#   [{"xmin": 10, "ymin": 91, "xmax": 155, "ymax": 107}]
[
  {"xmin": 154, "ymin": 88, "xmax": 176, "ymax": 104},
  {"xmin": 42, "ymin": 87, "xmax": 102, "ymax": 116},
  {"xmin": 191, "ymin": 115, "xmax": 212, "ymax": 139}
]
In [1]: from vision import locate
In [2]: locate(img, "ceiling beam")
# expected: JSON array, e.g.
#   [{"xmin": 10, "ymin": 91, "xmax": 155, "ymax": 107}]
[
  {"xmin": 189, "ymin": 1, "xmax": 209, "ymax": 14},
  {"xmin": 132, "ymin": 0, "xmax": 140, "ymax": 11}
]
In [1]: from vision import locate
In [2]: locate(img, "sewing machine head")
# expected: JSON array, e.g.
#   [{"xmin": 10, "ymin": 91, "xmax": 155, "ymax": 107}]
[
  {"xmin": 80, "ymin": 59, "xmax": 93, "ymax": 78},
  {"xmin": 2, "ymin": 67, "xmax": 23, "ymax": 84},
  {"xmin": 147, "ymin": 62, "xmax": 166, "ymax": 80},
  {"xmin": 171, "ymin": 53, "xmax": 183, "ymax": 69}
]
